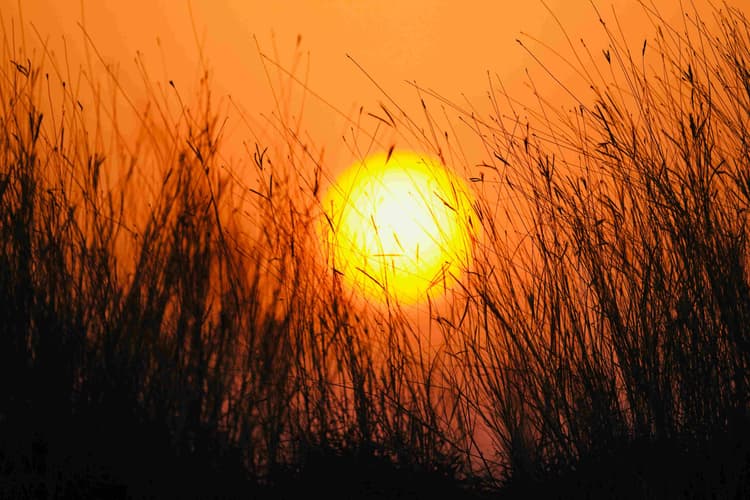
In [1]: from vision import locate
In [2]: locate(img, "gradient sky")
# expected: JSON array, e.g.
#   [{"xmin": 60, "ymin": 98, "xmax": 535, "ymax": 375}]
[{"xmin": 2, "ymin": 1, "xmax": 739, "ymax": 177}]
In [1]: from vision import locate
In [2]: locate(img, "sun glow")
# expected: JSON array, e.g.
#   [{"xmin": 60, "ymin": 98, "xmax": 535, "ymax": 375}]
[{"xmin": 320, "ymin": 150, "xmax": 475, "ymax": 305}]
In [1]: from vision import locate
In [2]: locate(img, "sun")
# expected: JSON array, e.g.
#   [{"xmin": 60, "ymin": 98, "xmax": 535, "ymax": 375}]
[{"xmin": 320, "ymin": 150, "xmax": 476, "ymax": 305}]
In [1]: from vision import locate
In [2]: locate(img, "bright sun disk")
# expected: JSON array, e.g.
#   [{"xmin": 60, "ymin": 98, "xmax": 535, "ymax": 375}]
[{"xmin": 320, "ymin": 150, "xmax": 475, "ymax": 305}]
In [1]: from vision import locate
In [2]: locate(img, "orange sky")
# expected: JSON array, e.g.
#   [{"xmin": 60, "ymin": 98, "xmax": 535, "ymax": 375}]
[{"xmin": 2, "ymin": 1, "xmax": 742, "ymax": 179}]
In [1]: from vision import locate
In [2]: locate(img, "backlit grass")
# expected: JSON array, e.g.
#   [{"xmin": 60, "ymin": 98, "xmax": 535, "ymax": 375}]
[{"xmin": 1, "ymin": 2, "xmax": 748, "ymax": 498}]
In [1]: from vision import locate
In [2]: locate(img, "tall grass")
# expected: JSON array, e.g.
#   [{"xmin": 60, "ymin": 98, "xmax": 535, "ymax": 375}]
[
  {"xmin": 450, "ymin": 1, "xmax": 750, "ymax": 495},
  {"xmin": 1, "ymin": 2, "xmax": 749, "ymax": 498}
]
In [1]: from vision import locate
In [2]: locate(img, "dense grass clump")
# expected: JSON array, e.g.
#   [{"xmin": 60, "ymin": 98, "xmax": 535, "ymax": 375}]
[
  {"xmin": 454, "ymin": 2, "xmax": 750, "ymax": 496},
  {"xmin": 1, "ymin": 2, "xmax": 749, "ymax": 498}
]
